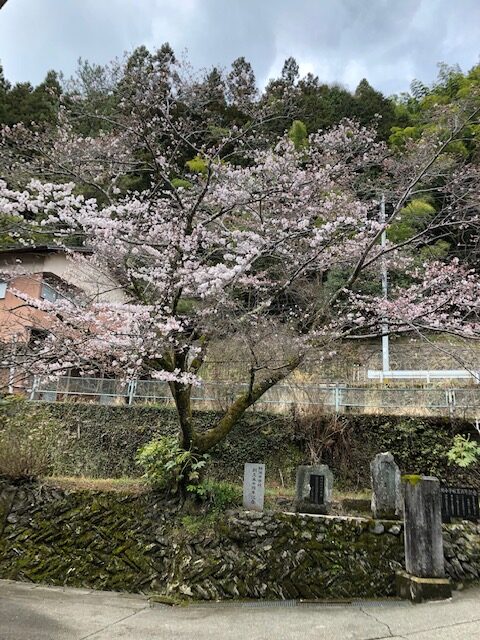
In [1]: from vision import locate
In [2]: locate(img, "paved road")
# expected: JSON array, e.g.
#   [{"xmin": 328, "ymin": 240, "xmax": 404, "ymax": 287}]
[{"xmin": 1, "ymin": 579, "xmax": 479, "ymax": 640}]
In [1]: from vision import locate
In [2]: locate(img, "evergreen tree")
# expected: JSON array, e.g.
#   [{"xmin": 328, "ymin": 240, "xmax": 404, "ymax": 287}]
[
  {"xmin": 353, "ymin": 78, "xmax": 395, "ymax": 139},
  {"xmin": 281, "ymin": 56, "xmax": 300, "ymax": 86},
  {"xmin": 0, "ymin": 63, "xmax": 10, "ymax": 123},
  {"xmin": 226, "ymin": 56, "xmax": 257, "ymax": 108}
]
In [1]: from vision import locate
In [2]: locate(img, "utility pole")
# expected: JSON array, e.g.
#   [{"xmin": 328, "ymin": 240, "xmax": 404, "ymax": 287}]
[
  {"xmin": 380, "ymin": 194, "xmax": 390, "ymax": 373},
  {"xmin": 8, "ymin": 334, "xmax": 17, "ymax": 394}
]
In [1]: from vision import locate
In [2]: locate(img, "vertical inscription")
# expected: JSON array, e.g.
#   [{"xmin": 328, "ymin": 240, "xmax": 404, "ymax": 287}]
[{"xmin": 243, "ymin": 463, "xmax": 265, "ymax": 512}]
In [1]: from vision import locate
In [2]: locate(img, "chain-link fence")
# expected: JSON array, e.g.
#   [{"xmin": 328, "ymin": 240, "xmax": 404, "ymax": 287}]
[{"xmin": 28, "ymin": 375, "xmax": 480, "ymax": 419}]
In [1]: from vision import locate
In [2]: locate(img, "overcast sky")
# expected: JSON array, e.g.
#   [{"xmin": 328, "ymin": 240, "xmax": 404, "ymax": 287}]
[{"xmin": 0, "ymin": 0, "xmax": 479, "ymax": 96}]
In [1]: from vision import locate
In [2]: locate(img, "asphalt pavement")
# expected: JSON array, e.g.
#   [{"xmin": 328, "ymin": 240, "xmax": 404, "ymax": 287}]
[{"xmin": 1, "ymin": 579, "xmax": 479, "ymax": 640}]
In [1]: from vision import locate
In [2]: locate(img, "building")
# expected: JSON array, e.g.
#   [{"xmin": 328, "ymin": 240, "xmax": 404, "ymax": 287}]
[{"xmin": 0, "ymin": 245, "xmax": 125, "ymax": 392}]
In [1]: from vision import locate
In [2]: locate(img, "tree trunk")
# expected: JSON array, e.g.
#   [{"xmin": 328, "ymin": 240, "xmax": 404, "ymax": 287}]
[
  {"xmin": 171, "ymin": 381, "xmax": 194, "ymax": 449},
  {"xmin": 192, "ymin": 356, "xmax": 302, "ymax": 453}
]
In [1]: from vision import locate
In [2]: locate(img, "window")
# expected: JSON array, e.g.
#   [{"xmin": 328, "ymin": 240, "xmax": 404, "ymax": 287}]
[
  {"xmin": 41, "ymin": 282, "xmax": 59, "ymax": 303},
  {"xmin": 0, "ymin": 281, "xmax": 6, "ymax": 299},
  {"xmin": 28, "ymin": 328, "xmax": 48, "ymax": 348}
]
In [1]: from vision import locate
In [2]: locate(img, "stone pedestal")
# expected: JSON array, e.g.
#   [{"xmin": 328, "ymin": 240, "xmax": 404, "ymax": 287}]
[
  {"xmin": 295, "ymin": 464, "xmax": 333, "ymax": 514},
  {"xmin": 370, "ymin": 452, "xmax": 402, "ymax": 519},
  {"xmin": 398, "ymin": 475, "xmax": 451, "ymax": 602},
  {"xmin": 395, "ymin": 571, "xmax": 452, "ymax": 604}
]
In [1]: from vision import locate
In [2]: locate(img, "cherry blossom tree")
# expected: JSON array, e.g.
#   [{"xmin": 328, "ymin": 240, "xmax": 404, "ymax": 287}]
[{"xmin": 1, "ymin": 51, "xmax": 479, "ymax": 454}]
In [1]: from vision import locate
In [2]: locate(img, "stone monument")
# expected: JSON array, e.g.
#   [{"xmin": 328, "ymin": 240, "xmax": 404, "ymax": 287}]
[
  {"xmin": 396, "ymin": 475, "xmax": 452, "ymax": 602},
  {"xmin": 243, "ymin": 463, "xmax": 265, "ymax": 512},
  {"xmin": 295, "ymin": 464, "xmax": 333, "ymax": 514},
  {"xmin": 370, "ymin": 452, "xmax": 402, "ymax": 519}
]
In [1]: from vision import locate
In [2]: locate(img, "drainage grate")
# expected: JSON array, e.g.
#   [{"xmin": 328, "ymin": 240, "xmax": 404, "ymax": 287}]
[
  {"xmin": 300, "ymin": 600, "xmax": 408, "ymax": 608},
  {"xmin": 241, "ymin": 600, "xmax": 297, "ymax": 608},
  {"xmin": 200, "ymin": 599, "xmax": 409, "ymax": 609}
]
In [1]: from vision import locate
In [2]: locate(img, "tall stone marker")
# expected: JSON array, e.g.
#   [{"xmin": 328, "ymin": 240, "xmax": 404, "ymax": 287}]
[
  {"xmin": 243, "ymin": 463, "xmax": 265, "ymax": 512},
  {"xmin": 295, "ymin": 464, "xmax": 333, "ymax": 514},
  {"xmin": 370, "ymin": 452, "xmax": 402, "ymax": 519},
  {"xmin": 396, "ymin": 475, "xmax": 452, "ymax": 603}
]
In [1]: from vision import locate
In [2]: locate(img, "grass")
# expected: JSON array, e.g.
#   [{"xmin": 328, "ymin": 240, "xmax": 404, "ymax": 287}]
[
  {"xmin": 42, "ymin": 476, "xmax": 148, "ymax": 494},
  {"xmin": 39, "ymin": 475, "xmax": 372, "ymax": 514}
]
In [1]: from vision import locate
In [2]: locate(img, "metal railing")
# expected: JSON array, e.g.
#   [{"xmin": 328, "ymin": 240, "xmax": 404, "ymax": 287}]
[
  {"xmin": 28, "ymin": 375, "xmax": 480, "ymax": 418},
  {"xmin": 367, "ymin": 369, "xmax": 480, "ymax": 383}
]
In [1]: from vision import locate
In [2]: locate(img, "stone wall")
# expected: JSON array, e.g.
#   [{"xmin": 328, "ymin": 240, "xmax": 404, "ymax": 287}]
[
  {"xmin": 443, "ymin": 523, "xmax": 480, "ymax": 583},
  {"xmin": 0, "ymin": 481, "xmax": 479, "ymax": 600}
]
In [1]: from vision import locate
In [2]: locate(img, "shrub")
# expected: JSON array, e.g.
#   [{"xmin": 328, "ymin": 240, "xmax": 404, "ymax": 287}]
[
  {"xmin": 291, "ymin": 405, "xmax": 353, "ymax": 467},
  {"xmin": 135, "ymin": 436, "xmax": 209, "ymax": 494},
  {"xmin": 202, "ymin": 479, "xmax": 242, "ymax": 511},
  {"xmin": 447, "ymin": 435, "xmax": 480, "ymax": 468},
  {"xmin": 0, "ymin": 396, "xmax": 63, "ymax": 479}
]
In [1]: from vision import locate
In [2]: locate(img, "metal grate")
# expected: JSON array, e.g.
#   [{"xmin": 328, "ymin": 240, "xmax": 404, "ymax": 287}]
[
  {"xmin": 441, "ymin": 486, "xmax": 479, "ymax": 522},
  {"xmin": 199, "ymin": 599, "xmax": 408, "ymax": 609}
]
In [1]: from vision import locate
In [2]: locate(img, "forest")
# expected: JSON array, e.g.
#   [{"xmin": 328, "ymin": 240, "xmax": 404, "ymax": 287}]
[{"xmin": 1, "ymin": 46, "xmax": 479, "ymax": 145}]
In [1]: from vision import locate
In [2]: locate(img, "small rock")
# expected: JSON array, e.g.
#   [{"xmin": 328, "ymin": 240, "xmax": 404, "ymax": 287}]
[
  {"xmin": 296, "ymin": 549, "xmax": 307, "ymax": 562},
  {"xmin": 451, "ymin": 558, "xmax": 464, "ymax": 578},
  {"xmin": 462, "ymin": 563, "xmax": 479, "ymax": 578},
  {"xmin": 388, "ymin": 525, "xmax": 401, "ymax": 536},
  {"xmin": 195, "ymin": 585, "xmax": 212, "ymax": 600},
  {"xmin": 371, "ymin": 523, "xmax": 385, "ymax": 535},
  {"xmin": 246, "ymin": 512, "xmax": 263, "ymax": 520}
]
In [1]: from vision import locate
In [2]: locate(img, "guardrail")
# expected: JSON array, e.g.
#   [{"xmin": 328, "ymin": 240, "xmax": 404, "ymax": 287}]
[
  {"xmin": 28, "ymin": 375, "xmax": 480, "ymax": 419},
  {"xmin": 367, "ymin": 369, "xmax": 480, "ymax": 383}
]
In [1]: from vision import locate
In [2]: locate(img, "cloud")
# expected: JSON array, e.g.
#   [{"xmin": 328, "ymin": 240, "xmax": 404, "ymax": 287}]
[{"xmin": 0, "ymin": 0, "xmax": 478, "ymax": 95}]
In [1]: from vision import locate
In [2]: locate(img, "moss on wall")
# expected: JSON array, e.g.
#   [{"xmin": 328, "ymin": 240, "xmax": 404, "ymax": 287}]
[
  {"xmin": 1, "ymin": 481, "xmax": 479, "ymax": 600},
  {"xmin": 0, "ymin": 481, "xmax": 405, "ymax": 598}
]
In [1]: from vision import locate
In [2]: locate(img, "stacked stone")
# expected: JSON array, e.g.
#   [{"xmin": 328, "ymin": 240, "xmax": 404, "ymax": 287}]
[
  {"xmin": 1, "ymin": 480, "xmax": 479, "ymax": 602},
  {"xmin": 443, "ymin": 522, "xmax": 480, "ymax": 583}
]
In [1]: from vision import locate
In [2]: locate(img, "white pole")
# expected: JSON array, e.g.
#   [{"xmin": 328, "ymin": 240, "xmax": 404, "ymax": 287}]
[
  {"xmin": 8, "ymin": 335, "xmax": 16, "ymax": 394},
  {"xmin": 381, "ymin": 195, "xmax": 390, "ymax": 374}
]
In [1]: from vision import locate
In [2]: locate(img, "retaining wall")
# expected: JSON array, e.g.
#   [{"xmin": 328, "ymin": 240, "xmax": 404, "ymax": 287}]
[{"xmin": 0, "ymin": 481, "xmax": 479, "ymax": 600}]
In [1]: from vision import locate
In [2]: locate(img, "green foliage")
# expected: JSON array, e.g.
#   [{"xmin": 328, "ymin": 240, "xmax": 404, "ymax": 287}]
[
  {"xmin": 135, "ymin": 436, "xmax": 209, "ymax": 494},
  {"xmin": 1, "ymin": 402, "xmax": 479, "ymax": 490},
  {"xmin": 179, "ymin": 513, "xmax": 219, "ymax": 535},
  {"xmin": 185, "ymin": 156, "xmax": 208, "ymax": 175},
  {"xmin": 352, "ymin": 78, "xmax": 396, "ymax": 139},
  {"xmin": 418, "ymin": 240, "xmax": 450, "ymax": 262},
  {"xmin": 0, "ymin": 66, "xmax": 61, "ymax": 127},
  {"xmin": 319, "ymin": 415, "xmax": 480, "ymax": 490},
  {"xmin": 389, "ymin": 125, "xmax": 422, "ymax": 148},
  {"xmin": 201, "ymin": 479, "xmax": 242, "ymax": 511},
  {"xmin": 389, "ymin": 62, "xmax": 480, "ymax": 152},
  {"xmin": 288, "ymin": 120, "xmax": 308, "ymax": 150},
  {"xmin": 0, "ymin": 396, "xmax": 64, "ymax": 479},
  {"xmin": 447, "ymin": 435, "xmax": 480, "ymax": 468},
  {"xmin": 387, "ymin": 198, "xmax": 436, "ymax": 244},
  {"xmin": 171, "ymin": 178, "xmax": 192, "ymax": 189}
]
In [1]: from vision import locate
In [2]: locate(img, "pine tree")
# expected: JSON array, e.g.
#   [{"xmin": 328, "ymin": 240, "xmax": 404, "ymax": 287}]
[
  {"xmin": 281, "ymin": 57, "xmax": 300, "ymax": 86},
  {"xmin": 226, "ymin": 56, "xmax": 257, "ymax": 108}
]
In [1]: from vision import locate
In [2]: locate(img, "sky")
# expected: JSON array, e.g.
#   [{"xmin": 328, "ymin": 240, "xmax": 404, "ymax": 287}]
[{"xmin": 0, "ymin": 0, "xmax": 479, "ymax": 96}]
